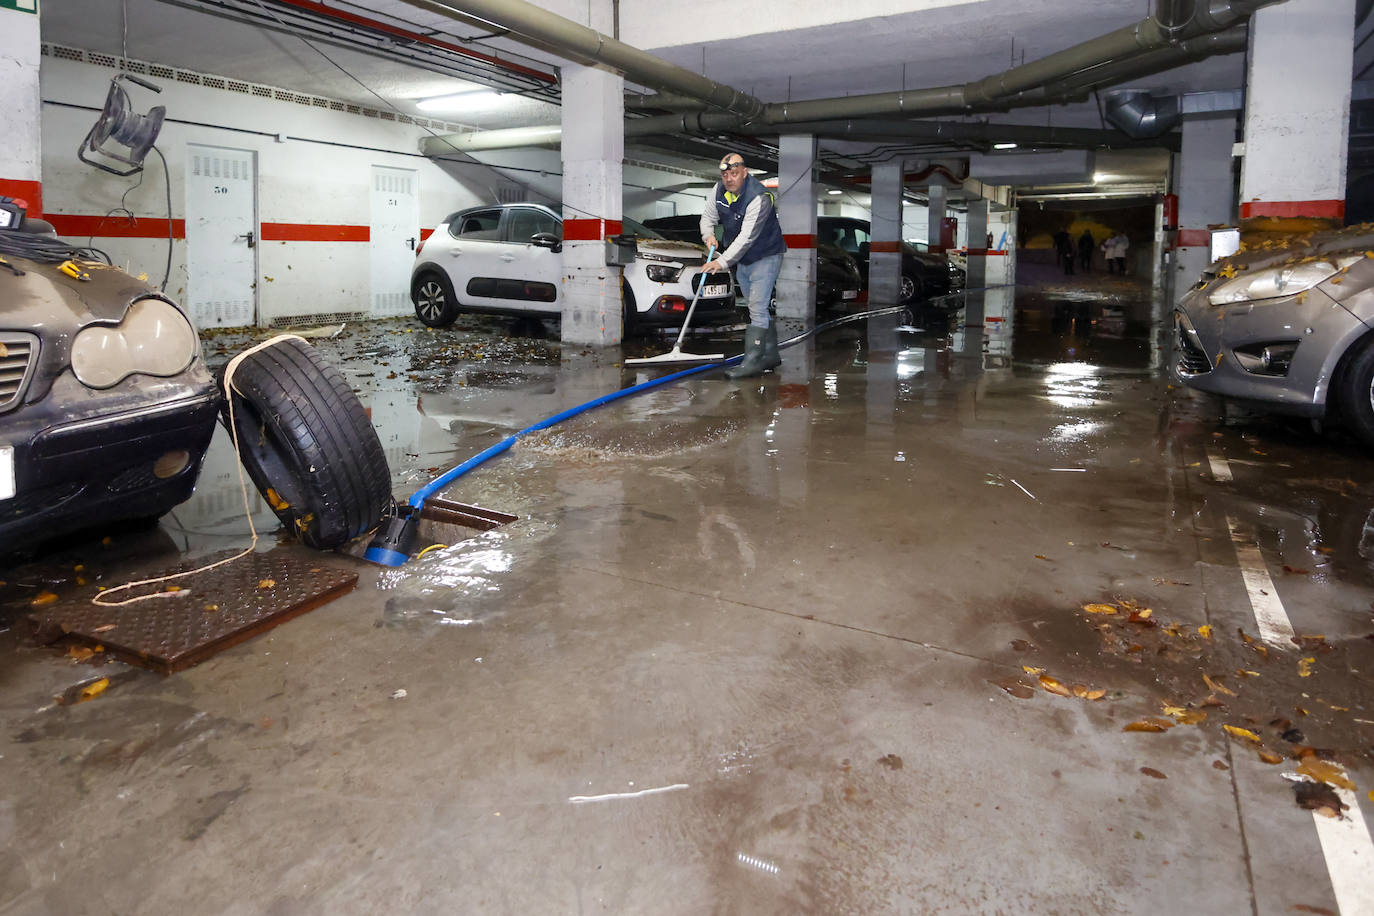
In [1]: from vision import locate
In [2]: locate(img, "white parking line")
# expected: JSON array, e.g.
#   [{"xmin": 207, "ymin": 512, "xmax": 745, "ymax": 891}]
[
  {"xmin": 1208, "ymin": 450, "xmax": 1374, "ymax": 915},
  {"xmin": 1225, "ymin": 517, "xmax": 1296, "ymax": 646}
]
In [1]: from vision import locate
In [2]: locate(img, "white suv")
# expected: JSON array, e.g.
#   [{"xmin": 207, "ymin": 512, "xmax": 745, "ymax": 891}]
[{"xmin": 410, "ymin": 203, "xmax": 736, "ymax": 335}]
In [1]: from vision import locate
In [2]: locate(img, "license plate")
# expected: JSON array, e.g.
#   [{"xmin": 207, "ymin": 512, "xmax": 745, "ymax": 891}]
[
  {"xmin": 842, "ymin": 289, "xmax": 858, "ymax": 299},
  {"xmin": 0, "ymin": 446, "xmax": 13, "ymax": 501},
  {"xmin": 702, "ymin": 283, "xmax": 728, "ymax": 298}
]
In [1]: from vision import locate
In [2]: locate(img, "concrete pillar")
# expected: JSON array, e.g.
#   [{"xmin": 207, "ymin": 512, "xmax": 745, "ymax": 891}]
[
  {"xmin": 965, "ymin": 198, "xmax": 989, "ymax": 292},
  {"xmin": 869, "ymin": 161, "xmax": 903, "ymax": 304},
  {"xmin": 927, "ymin": 183, "xmax": 947, "ymax": 253},
  {"xmin": 986, "ymin": 208, "xmax": 1016, "ymax": 286},
  {"xmin": 0, "ymin": 2, "xmax": 42, "ymax": 216},
  {"xmin": 1240, "ymin": 0, "xmax": 1354, "ymax": 231},
  {"xmin": 775, "ymin": 134, "xmax": 817, "ymax": 324},
  {"xmin": 560, "ymin": 64, "xmax": 624, "ymax": 347},
  {"xmin": 1175, "ymin": 113, "xmax": 1237, "ymax": 288}
]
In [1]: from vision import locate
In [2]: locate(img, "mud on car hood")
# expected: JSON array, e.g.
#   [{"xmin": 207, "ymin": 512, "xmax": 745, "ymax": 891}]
[
  {"xmin": 2, "ymin": 255, "xmax": 196, "ymax": 405},
  {"xmin": 633, "ymin": 237, "xmax": 708, "ymax": 263}
]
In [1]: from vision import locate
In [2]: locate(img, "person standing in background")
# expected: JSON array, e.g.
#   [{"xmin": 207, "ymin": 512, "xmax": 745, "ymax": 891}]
[
  {"xmin": 1077, "ymin": 230, "xmax": 1094, "ymax": 273},
  {"xmin": 1053, "ymin": 229, "xmax": 1075, "ymax": 276}
]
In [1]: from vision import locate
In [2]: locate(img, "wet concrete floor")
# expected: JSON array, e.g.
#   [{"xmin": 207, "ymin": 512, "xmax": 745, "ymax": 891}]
[{"xmin": 2, "ymin": 274, "xmax": 1373, "ymax": 915}]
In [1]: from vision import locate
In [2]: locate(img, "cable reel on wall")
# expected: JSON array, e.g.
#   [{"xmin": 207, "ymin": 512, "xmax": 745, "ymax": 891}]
[{"xmin": 78, "ymin": 74, "xmax": 166, "ymax": 176}]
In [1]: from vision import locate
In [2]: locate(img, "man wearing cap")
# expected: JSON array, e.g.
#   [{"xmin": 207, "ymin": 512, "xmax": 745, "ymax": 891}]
[{"xmin": 701, "ymin": 153, "xmax": 787, "ymax": 379}]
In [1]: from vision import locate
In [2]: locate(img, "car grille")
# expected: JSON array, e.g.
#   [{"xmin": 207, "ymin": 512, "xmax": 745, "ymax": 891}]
[
  {"xmin": 0, "ymin": 331, "xmax": 39, "ymax": 413},
  {"xmin": 1174, "ymin": 315, "xmax": 1212, "ymax": 376},
  {"xmin": 1, "ymin": 480, "xmax": 83, "ymax": 516}
]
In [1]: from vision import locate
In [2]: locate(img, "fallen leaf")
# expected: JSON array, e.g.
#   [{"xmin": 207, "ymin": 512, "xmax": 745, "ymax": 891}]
[
  {"xmin": 1140, "ymin": 767, "xmax": 1168, "ymax": 779},
  {"xmin": 1213, "ymin": 760, "xmax": 1230, "ymax": 771},
  {"xmin": 258, "ymin": 579, "xmax": 276, "ymax": 589},
  {"xmin": 1298, "ymin": 657, "xmax": 1316, "ymax": 677},
  {"xmin": 1039, "ymin": 675, "xmax": 1073, "ymax": 697},
  {"xmin": 1083, "ymin": 689, "xmax": 1107, "ymax": 700},
  {"xmin": 1238, "ymin": 669, "xmax": 1261, "ymax": 678},
  {"xmin": 1294, "ymin": 781, "xmax": 1346, "ymax": 818},
  {"xmin": 1297, "ymin": 758, "xmax": 1356, "ymax": 791},
  {"xmin": 1034, "ymin": 554, "xmax": 1049, "ymax": 561},
  {"xmin": 1083, "ymin": 603, "xmax": 1117, "ymax": 615},
  {"xmin": 1124, "ymin": 718, "xmax": 1174, "ymax": 733},
  {"xmin": 1223, "ymin": 725, "xmax": 1261, "ymax": 744},
  {"xmin": 1071, "ymin": 684, "xmax": 1090, "ymax": 698},
  {"xmin": 1198, "ymin": 625, "xmax": 1213, "ymax": 639},
  {"xmin": 1204, "ymin": 674, "xmax": 1237, "ymax": 697},
  {"xmin": 265, "ymin": 488, "xmax": 290, "ymax": 511},
  {"xmin": 1257, "ymin": 750, "xmax": 1284, "ymax": 765},
  {"xmin": 91, "ymin": 624, "xmax": 116, "ymax": 634},
  {"xmin": 78, "ymin": 678, "xmax": 109, "ymax": 702},
  {"xmin": 32, "ymin": 591, "xmax": 59, "ymax": 606},
  {"xmin": 1021, "ymin": 665, "xmax": 1045, "ymax": 675}
]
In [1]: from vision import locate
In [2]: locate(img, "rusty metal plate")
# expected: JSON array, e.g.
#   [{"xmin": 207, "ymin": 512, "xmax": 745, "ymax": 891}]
[{"xmin": 30, "ymin": 549, "xmax": 357, "ymax": 674}]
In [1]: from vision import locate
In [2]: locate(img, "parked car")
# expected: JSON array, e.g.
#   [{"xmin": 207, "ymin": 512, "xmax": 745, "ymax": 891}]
[
  {"xmin": 1173, "ymin": 225, "xmax": 1374, "ymax": 450},
  {"xmin": 817, "ymin": 216, "xmax": 961, "ymax": 304},
  {"xmin": 642, "ymin": 215, "xmax": 861, "ymax": 308},
  {"xmin": 412, "ymin": 205, "xmax": 735, "ymax": 336},
  {"xmin": 0, "ymin": 212, "xmax": 389, "ymax": 557}
]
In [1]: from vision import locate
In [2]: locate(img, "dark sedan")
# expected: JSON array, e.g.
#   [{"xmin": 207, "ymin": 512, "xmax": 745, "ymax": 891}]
[
  {"xmin": 817, "ymin": 216, "xmax": 961, "ymax": 305},
  {"xmin": 1, "ymin": 233, "xmax": 219, "ymax": 555}
]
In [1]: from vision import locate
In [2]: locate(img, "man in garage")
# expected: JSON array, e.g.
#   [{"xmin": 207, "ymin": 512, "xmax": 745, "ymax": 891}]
[{"xmin": 701, "ymin": 153, "xmax": 787, "ymax": 379}]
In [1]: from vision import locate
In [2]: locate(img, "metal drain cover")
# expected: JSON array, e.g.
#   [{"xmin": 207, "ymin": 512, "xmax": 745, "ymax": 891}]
[{"xmin": 31, "ymin": 549, "xmax": 358, "ymax": 674}]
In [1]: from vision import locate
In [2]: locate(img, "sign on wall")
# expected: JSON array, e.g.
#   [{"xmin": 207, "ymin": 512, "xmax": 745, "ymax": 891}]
[{"xmin": 0, "ymin": 0, "xmax": 39, "ymax": 12}]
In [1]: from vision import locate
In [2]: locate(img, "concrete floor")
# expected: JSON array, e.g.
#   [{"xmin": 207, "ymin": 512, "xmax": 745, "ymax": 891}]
[{"xmin": 2, "ymin": 274, "xmax": 1373, "ymax": 915}]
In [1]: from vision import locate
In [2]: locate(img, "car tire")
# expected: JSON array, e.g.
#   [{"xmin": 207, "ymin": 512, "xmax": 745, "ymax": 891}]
[
  {"xmin": 898, "ymin": 273, "xmax": 923, "ymax": 305},
  {"xmin": 413, "ymin": 271, "xmax": 459, "ymax": 328},
  {"xmin": 1339, "ymin": 336, "xmax": 1374, "ymax": 451},
  {"xmin": 222, "ymin": 337, "xmax": 393, "ymax": 550}
]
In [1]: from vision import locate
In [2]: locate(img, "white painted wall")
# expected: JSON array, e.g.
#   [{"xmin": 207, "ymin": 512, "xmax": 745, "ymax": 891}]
[
  {"xmin": 1, "ymin": 7, "xmax": 42, "ymax": 191},
  {"xmin": 41, "ymin": 53, "xmax": 499, "ymax": 325}
]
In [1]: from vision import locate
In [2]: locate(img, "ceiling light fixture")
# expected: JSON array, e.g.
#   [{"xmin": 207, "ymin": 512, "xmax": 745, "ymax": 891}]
[
  {"xmin": 992, "ymin": 141, "xmax": 1017, "ymax": 150},
  {"xmin": 826, "ymin": 188, "xmax": 842, "ymax": 195},
  {"xmin": 416, "ymin": 90, "xmax": 504, "ymax": 112}
]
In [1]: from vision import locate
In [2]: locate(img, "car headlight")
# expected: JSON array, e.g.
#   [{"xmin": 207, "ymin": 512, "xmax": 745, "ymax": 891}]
[
  {"xmin": 1207, "ymin": 255, "xmax": 1361, "ymax": 305},
  {"xmin": 645, "ymin": 263, "xmax": 681, "ymax": 282},
  {"xmin": 70, "ymin": 298, "xmax": 200, "ymax": 389}
]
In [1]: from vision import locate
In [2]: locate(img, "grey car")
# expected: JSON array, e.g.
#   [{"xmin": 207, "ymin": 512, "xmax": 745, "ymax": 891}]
[{"xmin": 1172, "ymin": 225, "xmax": 1374, "ymax": 448}]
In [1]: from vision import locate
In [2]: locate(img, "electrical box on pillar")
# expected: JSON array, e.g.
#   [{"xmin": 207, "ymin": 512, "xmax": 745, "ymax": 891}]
[
  {"xmin": 605, "ymin": 234, "xmax": 637, "ymax": 267},
  {"xmin": 940, "ymin": 217, "xmax": 958, "ymax": 251},
  {"xmin": 78, "ymin": 74, "xmax": 166, "ymax": 177}
]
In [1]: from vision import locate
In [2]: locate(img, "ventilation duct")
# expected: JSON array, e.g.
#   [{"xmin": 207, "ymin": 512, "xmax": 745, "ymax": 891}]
[{"xmin": 1103, "ymin": 89, "xmax": 1182, "ymax": 139}]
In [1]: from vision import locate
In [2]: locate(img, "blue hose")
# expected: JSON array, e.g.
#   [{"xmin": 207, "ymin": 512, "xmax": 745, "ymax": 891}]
[{"xmin": 364, "ymin": 301, "xmax": 917, "ymax": 565}]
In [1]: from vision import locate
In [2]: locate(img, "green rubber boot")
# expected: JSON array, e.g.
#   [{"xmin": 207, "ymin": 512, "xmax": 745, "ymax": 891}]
[
  {"xmin": 726, "ymin": 325, "xmax": 768, "ymax": 379},
  {"xmin": 761, "ymin": 324, "xmax": 782, "ymax": 371}
]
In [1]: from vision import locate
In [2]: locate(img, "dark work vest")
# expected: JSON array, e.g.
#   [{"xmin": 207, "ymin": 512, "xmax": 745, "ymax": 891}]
[{"xmin": 712, "ymin": 175, "xmax": 786, "ymax": 265}]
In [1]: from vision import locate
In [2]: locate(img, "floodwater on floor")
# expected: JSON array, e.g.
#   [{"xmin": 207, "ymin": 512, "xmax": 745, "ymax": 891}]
[{"xmin": 2, "ymin": 273, "xmax": 1372, "ymax": 915}]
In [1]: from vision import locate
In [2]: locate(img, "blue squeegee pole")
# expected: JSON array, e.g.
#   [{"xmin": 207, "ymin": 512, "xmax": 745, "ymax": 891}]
[{"xmin": 406, "ymin": 359, "xmax": 725, "ymax": 509}]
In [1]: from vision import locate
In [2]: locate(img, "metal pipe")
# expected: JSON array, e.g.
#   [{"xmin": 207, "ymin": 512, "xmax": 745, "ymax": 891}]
[
  {"xmin": 396, "ymin": 0, "xmax": 766, "ymax": 119},
  {"xmin": 414, "ymin": 0, "xmax": 1280, "ymax": 154}
]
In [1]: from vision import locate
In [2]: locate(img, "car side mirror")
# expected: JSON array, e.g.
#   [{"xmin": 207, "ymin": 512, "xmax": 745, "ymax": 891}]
[
  {"xmin": 858, "ymin": 241, "xmax": 870, "ymax": 258},
  {"xmin": 531, "ymin": 232, "xmax": 561, "ymax": 253}
]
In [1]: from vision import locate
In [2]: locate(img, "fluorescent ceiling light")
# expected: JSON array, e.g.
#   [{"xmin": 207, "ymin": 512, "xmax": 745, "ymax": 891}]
[
  {"xmin": 826, "ymin": 188, "xmax": 842, "ymax": 195},
  {"xmin": 417, "ymin": 90, "xmax": 504, "ymax": 112},
  {"xmin": 992, "ymin": 141, "xmax": 1018, "ymax": 150}
]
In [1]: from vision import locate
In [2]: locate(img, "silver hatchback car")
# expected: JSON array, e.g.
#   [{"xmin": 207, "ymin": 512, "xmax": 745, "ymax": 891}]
[{"xmin": 1173, "ymin": 225, "xmax": 1374, "ymax": 448}]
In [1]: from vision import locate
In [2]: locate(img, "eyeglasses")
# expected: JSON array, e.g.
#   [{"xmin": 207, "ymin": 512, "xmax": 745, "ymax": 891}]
[{"xmin": 719, "ymin": 162, "xmax": 743, "ymax": 173}]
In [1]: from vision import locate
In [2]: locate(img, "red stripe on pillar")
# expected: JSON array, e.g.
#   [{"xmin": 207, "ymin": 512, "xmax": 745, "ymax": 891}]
[
  {"xmin": 869, "ymin": 240, "xmax": 900, "ymax": 253},
  {"xmin": 46, "ymin": 214, "xmax": 186, "ymax": 238},
  {"xmin": 965, "ymin": 247, "xmax": 988, "ymax": 256},
  {"xmin": 0, "ymin": 179, "xmax": 43, "ymax": 217},
  {"xmin": 563, "ymin": 218, "xmax": 622, "ymax": 241},
  {"xmin": 260, "ymin": 222, "xmax": 369, "ymax": 242},
  {"xmin": 1239, "ymin": 199, "xmax": 1345, "ymax": 219},
  {"xmin": 783, "ymin": 233, "xmax": 816, "ymax": 248},
  {"xmin": 1176, "ymin": 229, "xmax": 1212, "ymax": 248}
]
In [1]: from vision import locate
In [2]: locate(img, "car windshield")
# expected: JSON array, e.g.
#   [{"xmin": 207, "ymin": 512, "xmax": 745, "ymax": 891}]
[{"xmin": 623, "ymin": 217, "xmax": 665, "ymax": 240}]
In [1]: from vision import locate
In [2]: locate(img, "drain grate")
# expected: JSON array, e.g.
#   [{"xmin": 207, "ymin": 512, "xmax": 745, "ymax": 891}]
[{"xmin": 31, "ymin": 549, "xmax": 358, "ymax": 674}]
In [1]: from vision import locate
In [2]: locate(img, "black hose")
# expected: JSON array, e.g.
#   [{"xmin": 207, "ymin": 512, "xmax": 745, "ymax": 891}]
[{"xmin": 0, "ymin": 230, "xmax": 110, "ymax": 265}]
